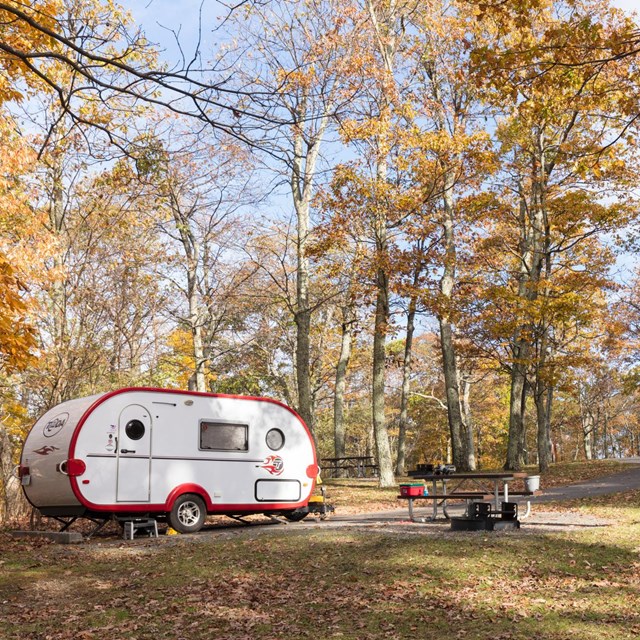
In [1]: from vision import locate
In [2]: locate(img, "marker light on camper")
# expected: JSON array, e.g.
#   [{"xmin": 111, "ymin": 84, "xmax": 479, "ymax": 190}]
[{"xmin": 58, "ymin": 459, "xmax": 86, "ymax": 477}]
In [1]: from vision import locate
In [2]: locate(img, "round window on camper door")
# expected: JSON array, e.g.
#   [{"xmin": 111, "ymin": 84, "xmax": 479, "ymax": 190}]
[
  {"xmin": 125, "ymin": 419, "xmax": 145, "ymax": 441},
  {"xmin": 266, "ymin": 428, "xmax": 285, "ymax": 451}
]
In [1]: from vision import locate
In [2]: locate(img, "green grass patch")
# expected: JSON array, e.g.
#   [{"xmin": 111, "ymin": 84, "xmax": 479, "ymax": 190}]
[
  {"xmin": 2, "ymin": 461, "xmax": 640, "ymax": 639},
  {"xmin": 2, "ymin": 510, "xmax": 640, "ymax": 639}
]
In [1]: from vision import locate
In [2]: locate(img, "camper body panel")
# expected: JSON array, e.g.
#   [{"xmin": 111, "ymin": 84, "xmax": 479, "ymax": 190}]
[
  {"xmin": 21, "ymin": 393, "xmax": 105, "ymax": 512},
  {"xmin": 22, "ymin": 388, "xmax": 317, "ymax": 519}
]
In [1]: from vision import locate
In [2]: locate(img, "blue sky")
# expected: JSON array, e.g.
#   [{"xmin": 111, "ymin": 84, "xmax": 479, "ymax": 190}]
[
  {"xmin": 124, "ymin": 0, "xmax": 639, "ymax": 60},
  {"xmin": 125, "ymin": 0, "xmax": 226, "ymax": 64}
]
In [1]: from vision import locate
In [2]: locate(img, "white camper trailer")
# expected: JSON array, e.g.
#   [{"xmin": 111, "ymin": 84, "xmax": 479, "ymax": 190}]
[{"xmin": 19, "ymin": 388, "xmax": 318, "ymax": 532}]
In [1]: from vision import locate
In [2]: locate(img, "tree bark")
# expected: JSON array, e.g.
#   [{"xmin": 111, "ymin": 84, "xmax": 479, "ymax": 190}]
[
  {"xmin": 48, "ymin": 152, "xmax": 70, "ymax": 406},
  {"xmin": 366, "ymin": 0, "xmax": 406, "ymax": 487},
  {"xmin": 0, "ymin": 428, "xmax": 28, "ymax": 524},
  {"xmin": 438, "ymin": 181, "xmax": 470, "ymax": 469},
  {"xmin": 603, "ymin": 407, "xmax": 610, "ymax": 459},
  {"xmin": 293, "ymin": 174, "xmax": 313, "ymax": 430},
  {"xmin": 535, "ymin": 329, "xmax": 553, "ymax": 472},
  {"xmin": 583, "ymin": 412, "xmax": 594, "ymax": 460},
  {"xmin": 372, "ymin": 257, "xmax": 395, "ymax": 487},
  {"xmin": 170, "ymin": 187, "xmax": 207, "ymax": 393},
  {"xmin": 333, "ymin": 311, "xmax": 354, "ymax": 461},
  {"xmin": 371, "ymin": 153, "xmax": 395, "ymax": 487},
  {"xmin": 579, "ymin": 385, "xmax": 594, "ymax": 460},
  {"xmin": 506, "ymin": 171, "xmax": 545, "ymax": 469},
  {"xmin": 290, "ymin": 101, "xmax": 328, "ymax": 433},
  {"xmin": 396, "ymin": 293, "xmax": 417, "ymax": 476},
  {"xmin": 460, "ymin": 373, "xmax": 477, "ymax": 471},
  {"xmin": 535, "ymin": 383, "xmax": 553, "ymax": 472}
]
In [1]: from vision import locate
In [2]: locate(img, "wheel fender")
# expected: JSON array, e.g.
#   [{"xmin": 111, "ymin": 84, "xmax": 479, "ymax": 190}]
[{"xmin": 165, "ymin": 484, "xmax": 212, "ymax": 512}]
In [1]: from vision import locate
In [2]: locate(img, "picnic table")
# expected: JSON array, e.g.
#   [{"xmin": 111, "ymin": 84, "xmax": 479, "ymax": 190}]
[
  {"xmin": 398, "ymin": 472, "xmax": 541, "ymax": 522},
  {"xmin": 321, "ymin": 456, "xmax": 379, "ymax": 478}
]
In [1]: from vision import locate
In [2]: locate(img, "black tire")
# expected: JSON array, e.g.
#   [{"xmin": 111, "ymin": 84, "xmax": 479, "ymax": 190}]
[
  {"xmin": 168, "ymin": 494, "xmax": 206, "ymax": 533},
  {"xmin": 282, "ymin": 509, "xmax": 307, "ymax": 522}
]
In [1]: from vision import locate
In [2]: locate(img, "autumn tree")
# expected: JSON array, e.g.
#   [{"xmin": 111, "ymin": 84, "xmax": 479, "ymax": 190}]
[
  {"xmin": 471, "ymin": 0, "xmax": 640, "ymax": 470},
  {"xmin": 219, "ymin": 0, "xmax": 364, "ymax": 431},
  {"xmin": 400, "ymin": 0, "xmax": 499, "ymax": 470},
  {"xmin": 0, "ymin": 0, "xmax": 284, "ymax": 149},
  {"xmin": 0, "ymin": 119, "xmax": 36, "ymax": 376},
  {"xmin": 352, "ymin": 0, "xmax": 418, "ymax": 486},
  {"xmin": 133, "ymin": 126, "xmax": 258, "ymax": 393}
]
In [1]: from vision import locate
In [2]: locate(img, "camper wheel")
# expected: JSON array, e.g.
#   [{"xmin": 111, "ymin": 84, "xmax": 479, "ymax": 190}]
[
  {"xmin": 282, "ymin": 509, "xmax": 307, "ymax": 522},
  {"xmin": 169, "ymin": 494, "xmax": 206, "ymax": 533}
]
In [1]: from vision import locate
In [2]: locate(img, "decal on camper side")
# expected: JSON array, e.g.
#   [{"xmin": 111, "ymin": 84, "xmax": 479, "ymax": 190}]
[
  {"xmin": 105, "ymin": 424, "xmax": 117, "ymax": 451},
  {"xmin": 260, "ymin": 455, "xmax": 284, "ymax": 476},
  {"xmin": 42, "ymin": 413, "xmax": 69, "ymax": 438},
  {"xmin": 33, "ymin": 445, "xmax": 60, "ymax": 456}
]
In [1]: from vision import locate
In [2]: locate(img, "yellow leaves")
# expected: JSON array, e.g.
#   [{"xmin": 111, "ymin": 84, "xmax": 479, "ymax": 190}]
[
  {"xmin": 0, "ymin": 251, "xmax": 36, "ymax": 373},
  {"xmin": 1, "ymin": 395, "xmax": 31, "ymax": 439},
  {"xmin": 340, "ymin": 111, "xmax": 395, "ymax": 146},
  {"xmin": 0, "ymin": 1, "xmax": 64, "ymax": 101},
  {"xmin": 276, "ymin": 66, "xmax": 318, "ymax": 94}
]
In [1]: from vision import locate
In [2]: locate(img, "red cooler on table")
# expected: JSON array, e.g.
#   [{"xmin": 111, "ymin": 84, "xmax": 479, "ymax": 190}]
[{"xmin": 400, "ymin": 483, "xmax": 425, "ymax": 497}]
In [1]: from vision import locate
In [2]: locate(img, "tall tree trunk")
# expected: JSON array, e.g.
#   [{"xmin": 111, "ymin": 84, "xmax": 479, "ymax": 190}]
[
  {"xmin": 583, "ymin": 411, "xmax": 594, "ymax": 460},
  {"xmin": 438, "ymin": 182, "xmax": 469, "ymax": 469},
  {"xmin": 290, "ymin": 104, "xmax": 328, "ymax": 432},
  {"xmin": 293, "ymin": 176, "xmax": 313, "ymax": 430},
  {"xmin": 520, "ymin": 378, "xmax": 530, "ymax": 464},
  {"xmin": 396, "ymin": 293, "xmax": 417, "ymax": 476},
  {"xmin": 507, "ymin": 338, "xmax": 530, "ymax": 470},
  {"xmin": 171, "ymin": 193, "xmax": 207, "ymax": 393},
  {"xmin": 603, "ymin": 407, "xmax": 610, "ymax": 459},
  {"xmin": 579, "ymin": 386, "xmax": 594, "ymax": 460},
  {"xmin": 460, "ymin": 373, "xmax": 477, "ymax": 470},
  {"xmin": 189, "ymin": 313, "xmax": 206, "ymax": 392},
  {"xmin": 188, "ymin": 258, "xmax": 206, "ymax": 393},
  {"xmin": 535, "ymin": 331, "xmax": 553, "ymax": 472},
  {"xmin": 535, "ymin": 384, "xmax": 553, "ymax": 472},
  {"xmin": 366, "ymin": 0, "xmax": 406, "ymax": 487},
  {"xmin": 506, "ymin": 172, "xmax": 545, "ymax": 469},
  {"xmin": 534, "ymin": 200, "xmax": 554, "ymax": 472},
  {"xmin": 294, "ymin": 303, "xmax": 312, "ymax": 428},
  {"xmin": 0, "ymin": 428, "xmax": 28, "ymax": 524},
  {"xmin": 372, "ymin": 255, "xmax": 395, "ymax": 487},
  {"xmin": 48, "ymin": 154, "xmax": 69, "ymax": 406},
  {"xmin": 333, "ymin": 310, "xmax": 354, "ymax": 460},
  {"xmin": 440, "ymin": 318, "xmax": 466, "ymax": 467},
  {"xmin": 371, "ymin": 153, "xmax": 395, "ymax": 487}
]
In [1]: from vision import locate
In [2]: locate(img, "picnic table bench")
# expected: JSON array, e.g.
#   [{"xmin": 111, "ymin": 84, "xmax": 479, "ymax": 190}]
[
  {"xmin": 399, "ymin": 472, "xmax": 541, "ymax": 522},
  {"xmin": 321, "ymin": 456, "xmax": 379, "ymax": 478}
]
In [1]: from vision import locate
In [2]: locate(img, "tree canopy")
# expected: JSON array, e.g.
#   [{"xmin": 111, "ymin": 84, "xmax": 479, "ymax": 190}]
[{"xmin": 2, "ymin": 0, "xmax": 640, "ymax": 506}]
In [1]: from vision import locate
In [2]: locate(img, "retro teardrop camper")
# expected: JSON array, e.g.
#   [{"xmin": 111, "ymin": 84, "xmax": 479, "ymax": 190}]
[{"xmin": 19, "ymin": 388, "xmax": 318, "ymax": 532}]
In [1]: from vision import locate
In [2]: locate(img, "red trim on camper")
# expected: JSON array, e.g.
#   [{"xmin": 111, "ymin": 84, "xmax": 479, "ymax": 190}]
[
  {"xmin": 60, "ymin": 499, "xmax": 310, "ymax": 515},
  {"xmin": 67, "ymin": 387, "xmax": 317, "ymax": 512},
  {"xmin": 164, "ymin": 484, "xmax": 214, "ymax": 510}
]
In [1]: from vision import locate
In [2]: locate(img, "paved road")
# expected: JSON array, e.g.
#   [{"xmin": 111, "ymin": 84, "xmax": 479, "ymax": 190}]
[{"xmin": 531, "ymin": 458, "xmax": 640, "ymax": 503}]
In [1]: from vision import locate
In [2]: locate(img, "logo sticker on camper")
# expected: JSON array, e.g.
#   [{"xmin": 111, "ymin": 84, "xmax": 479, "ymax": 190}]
[
  {"xmin": 260, "ymin": 455, "xmax": 284, "ymax": 476},
  {"xmin": 43, "ymin": 413, "xmax": 69, "ymax": 438},
  {"xmin": 34, "ymin": 445, "xmax": 60, "ymax": 456}
]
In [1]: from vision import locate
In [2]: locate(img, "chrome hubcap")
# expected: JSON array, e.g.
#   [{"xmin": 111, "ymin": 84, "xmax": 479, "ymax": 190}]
[{"xmin": 177, "ymin": 501, "xmax": 201, "ymax": 526}]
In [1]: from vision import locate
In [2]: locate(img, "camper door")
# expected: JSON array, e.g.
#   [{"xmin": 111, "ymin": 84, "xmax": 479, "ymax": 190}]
[{"xmin": 116, "ymin": 404, "xmax": 152, "ymax": 502}]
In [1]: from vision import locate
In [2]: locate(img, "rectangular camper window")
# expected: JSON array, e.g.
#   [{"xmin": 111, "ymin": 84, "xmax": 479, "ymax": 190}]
[{"xmin": 199, "ymin": 421, "xmax": 249, "ymax": 452}]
